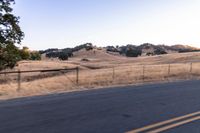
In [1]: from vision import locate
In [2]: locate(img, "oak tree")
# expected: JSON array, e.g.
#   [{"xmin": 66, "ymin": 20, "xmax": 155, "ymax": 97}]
[{"xmin": 0, "ymin": 0, "xmax": 24, "ymax": 70}]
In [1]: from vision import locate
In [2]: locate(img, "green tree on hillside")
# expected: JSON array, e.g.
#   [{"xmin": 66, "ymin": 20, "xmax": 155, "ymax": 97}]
[
  {"xmin": 58, "ymin": 52, "xmax": 68, "ymax": 60},
  {"xmin": 0, "ymin": 0, "xmax": 24, "ymax": 70},
  {"xmin": 19, "ymin": 47, "xmax": 30, "ymax": 60},
  {"xmin": 126, "ymin": 48, "xmax": 142, "ymax": 57}
]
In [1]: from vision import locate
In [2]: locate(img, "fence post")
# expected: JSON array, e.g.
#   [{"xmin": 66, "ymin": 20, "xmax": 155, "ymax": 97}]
[
  {"xmin": 76, "ymin": 67, "xmax": 79, "ymax": 85},
  {"xmin": 112, "ymin": 67, "xmax": 115, "ymax": 80},
  {"xmin": 168, "ymin": 64, "xmax": 171, "ymax": 77},
  {"xmin": 190, "ymin": 63, "xmax": 193, "ymax": 73},
  {"xmin": 142, "ymin": 65, "xmax": 145, "ymax": 81},
  {"xmin": 17, "ymin": 70, "xmax": 21, "ymax": 91}
]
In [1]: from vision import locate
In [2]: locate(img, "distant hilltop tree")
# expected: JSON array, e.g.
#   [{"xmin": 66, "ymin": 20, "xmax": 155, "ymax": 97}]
[
  {"xmin": 62, "ymin": 48, "xmax": 73, "ymax": 57},
  {"xmin": 106, "ymin": 46, "xmax": 120, "ymax": 52},
  {"xmin": 46, "ymin": 51, "xmax": 69, "ymax": 60},
  {"xmin": 45, "ymin": 43, "xmax": 93, "ymax": 59},
  {"xmin": 73, "ymin": 43, "xmax": 93, "ymax": 52},
  {"xmin": 125, "ymin": 47, "xmax": 142, "ymax": 57},
  {"xmin": 154, "ymin": 48, "xmax": 167, "ymax": 55},
  {"xmin": 39, "ymin": 48, "xmax": 59, "ymax": 54},
  {"xmin": 58, "ymin": 52, "xmax": 68, "ymax": 60},
  {"xmin": 85, "ymin": 43, "xmax": 93, "ymax": 51},
  {"xmin": 0, "ymin": 0, "xmax": 24, "ymax": 70}
]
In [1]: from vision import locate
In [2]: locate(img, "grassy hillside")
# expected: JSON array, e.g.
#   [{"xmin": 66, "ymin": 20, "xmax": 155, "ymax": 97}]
[{"xmin": 1, "ymin": 49, "xmax": 200, "ymax": 100}]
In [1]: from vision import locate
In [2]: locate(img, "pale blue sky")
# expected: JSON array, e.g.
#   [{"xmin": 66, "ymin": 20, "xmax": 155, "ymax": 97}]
[{"xmin": 14, "ymin": 0, "xmax": 200, "ymax": 50}]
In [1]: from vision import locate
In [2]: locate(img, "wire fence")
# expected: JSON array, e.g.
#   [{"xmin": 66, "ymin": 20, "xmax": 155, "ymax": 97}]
[
  {"xmin": 0, "ymin": 62, "xmax": 200, "ymax": 92},
  {"xmin": 0, "ymin": 67, "xmax": 79, "ymax": 91},
  {"xmin": 78, "ymin": 62, "xmax": 199, "ymax": 87}
]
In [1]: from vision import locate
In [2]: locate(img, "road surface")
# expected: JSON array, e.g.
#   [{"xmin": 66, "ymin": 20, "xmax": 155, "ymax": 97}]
[{"xmin": 0, "ymin": 80, "xmax": 200, "ymax": 133}]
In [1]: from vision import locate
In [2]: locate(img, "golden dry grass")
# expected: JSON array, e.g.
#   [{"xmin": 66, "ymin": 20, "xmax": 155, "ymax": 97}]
[{"xmin": 1, "ymin": 50, "xmax": 200, "ymax": 100}]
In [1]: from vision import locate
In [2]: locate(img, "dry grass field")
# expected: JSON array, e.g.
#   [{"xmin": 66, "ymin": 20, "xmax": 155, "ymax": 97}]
[{"xmin": 1, "ymin": 49, "xmax": 200, "ymax": 100}]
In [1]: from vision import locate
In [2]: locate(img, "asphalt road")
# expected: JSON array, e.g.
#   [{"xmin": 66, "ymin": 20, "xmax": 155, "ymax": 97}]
[{"xmin": 0, "ymin": 80, "xmax": 200, "ymax": 133}]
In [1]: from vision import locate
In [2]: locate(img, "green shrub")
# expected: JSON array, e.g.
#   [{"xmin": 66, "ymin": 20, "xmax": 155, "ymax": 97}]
[
  {"xmin": 0, "ymin": 43, "xmax": 21, "ymax": 70},
  {"xmin": 30, "ymin": 52, "xmax": 41, "ymax": 60},
  {"xmin": 19, "ymin": 47, "xmax": 30, "ymax": 60}
]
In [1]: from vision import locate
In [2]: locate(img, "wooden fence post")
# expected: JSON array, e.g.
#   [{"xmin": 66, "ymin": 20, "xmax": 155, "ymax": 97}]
[
  {"xmin": 112, "ymin": 67, "xmax": 115, "ymax": 80},
  {"xmin": 76, "ymin": 67, "xmax": 79, "ymax": 85},
  {"xmin": 17, "ymin": 70, "xmax": 21, "ymax": 91},
  {"xmin": 190, "ymin": 63, "xmax": 193, "ymax": 73},
  {"xmin": 168, "ymin": 64, "xmax": 170, "ymax": 77},
  {"xmin": 143, "ymin": 65, "xmax": 145, "ymax": 81}
]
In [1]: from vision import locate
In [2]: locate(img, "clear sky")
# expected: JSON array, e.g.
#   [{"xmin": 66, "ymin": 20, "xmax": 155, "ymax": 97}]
[{"xmin": 14, "ymin": 0, "xmax": 200, "ymax": 50}]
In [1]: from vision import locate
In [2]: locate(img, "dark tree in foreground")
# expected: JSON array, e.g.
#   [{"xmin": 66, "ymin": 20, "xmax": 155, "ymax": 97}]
[{"xmin": 0, "ymin": 0, "xmax": 24, "ymax": 70}]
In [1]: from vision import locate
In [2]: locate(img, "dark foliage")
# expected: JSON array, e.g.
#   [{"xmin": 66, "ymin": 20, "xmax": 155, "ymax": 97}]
[
  {"xmin": 106, "ymin": 46, "xmax": 120, "ymax": 52},
  {"xmin": 58, "ymin": 52, "xmax": 68, "ymax": 60},
  {"xmin": 45, "ymin": 43, "xmax": 93, "ymax": 59},
  {"xmin": 46, "ymin": 51, "xmax": 68, "ymax": 60},
  {"xmin": 154, "ymin": 48, "xmax": 167, "ymax": 55},
  {"xmin": 62, "ymin": 48, "xmax": 73, "ymax": 57},
  {"xmin": 125, "ymin": 48, "xmax": 142, "ymax": 57},
  {"xmin": 73, "ymin": 43, "xmax": 93, "ymax": 52},
  {"xmin": 178, "ymin": 49, "xmax": 200, "ymax": 53},
  {"xmin": 0, "ymin": 43, "xmax": 21, "ymax": 70},
  {"xmin": 19, "ymin": 47, "xmax": 30, "ymax": 60},
  {"xmin": 39, "ymin": 48, "xmax": 59, "ymax": 54},
  {"xmin": 30, "ymin": 52, "xmax": 41, "ymax": 60},
  {"xmin": 0, "ymin": 0, "xmax": 24, "ymax": 70},
  {"xmin": 81, "ymin": 58, "xmax": 90, "ymax": 61}
]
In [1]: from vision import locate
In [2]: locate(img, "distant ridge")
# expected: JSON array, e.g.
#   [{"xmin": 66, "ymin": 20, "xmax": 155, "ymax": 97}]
[{"xmin": 39, "ymin": 43, "xmax": 200, "ymax": 59}]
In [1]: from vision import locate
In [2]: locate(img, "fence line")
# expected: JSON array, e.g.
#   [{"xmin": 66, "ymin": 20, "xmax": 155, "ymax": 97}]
[
  {"xmin": 0, "ymin": 67, "xmax": 78, "ymax": 91},
  {"xmin": 0, "ymin": 62, "xmax": 198, "ymax": 92},
  {"xmin": 0, "ymin": 68, "xmax": 78, "ymax": 74}
]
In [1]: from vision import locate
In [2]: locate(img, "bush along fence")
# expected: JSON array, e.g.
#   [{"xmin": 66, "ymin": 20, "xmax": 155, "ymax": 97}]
[{"xmin": 0, "ymin": 62, "xmax": 199, "ymax": 91}]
